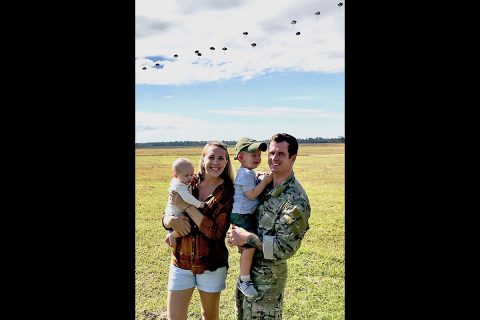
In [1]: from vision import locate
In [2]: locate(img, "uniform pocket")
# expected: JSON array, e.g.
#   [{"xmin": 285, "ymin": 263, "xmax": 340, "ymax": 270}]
[{"xmin": 258, "ymin": 212, "xmax": 276, "ymax": 230}]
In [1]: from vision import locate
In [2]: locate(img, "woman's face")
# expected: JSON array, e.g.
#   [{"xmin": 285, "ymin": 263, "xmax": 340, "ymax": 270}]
[{"xmin": 202, "ymin": 145, "xmax": 228, "ymax": 178}]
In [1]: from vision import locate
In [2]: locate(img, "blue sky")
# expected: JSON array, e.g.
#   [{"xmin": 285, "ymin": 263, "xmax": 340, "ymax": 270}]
[{"xmin": 136, "ymin": 0, "xmax": 344, "ymax": 143}]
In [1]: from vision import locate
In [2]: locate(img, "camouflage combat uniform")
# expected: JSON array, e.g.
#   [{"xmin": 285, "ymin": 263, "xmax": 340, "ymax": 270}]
[{"xmin": 236, "ymin": 171, "xmax": 311, "ymax": 319}]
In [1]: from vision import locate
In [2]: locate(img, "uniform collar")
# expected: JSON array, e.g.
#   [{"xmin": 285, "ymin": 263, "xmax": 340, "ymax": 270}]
[{"xmin": 270, "ymin": 171, "xmax": 295, "ymax": 197}]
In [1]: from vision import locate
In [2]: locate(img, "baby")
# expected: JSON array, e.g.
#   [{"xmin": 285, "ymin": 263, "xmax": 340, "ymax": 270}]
[{"xmin": 164, "ymin": 157, "xmax": 205, "ymax": 247}]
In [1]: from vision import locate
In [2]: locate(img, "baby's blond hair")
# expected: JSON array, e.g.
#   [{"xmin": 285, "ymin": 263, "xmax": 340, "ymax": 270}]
[{"xmin": 172, "ymin": 157, "xmax": 194, "ymax": 173}]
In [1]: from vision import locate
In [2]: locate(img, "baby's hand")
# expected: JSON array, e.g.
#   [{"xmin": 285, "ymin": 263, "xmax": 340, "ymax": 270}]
[
  {"xmin": 164, "ymin": 233, "xmax": 177, "ymax": 248},
  {"xmin": 164, "ymin": 233, "xmax": 171, "ymax": 247},
  {"xmin": 169, "ymin": 235, "xmax": 177, "ymax": 247}
]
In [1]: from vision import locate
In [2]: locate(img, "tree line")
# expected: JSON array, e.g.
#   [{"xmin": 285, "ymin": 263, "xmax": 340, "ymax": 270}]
[{"xmin": 135, "ymin": 136, "xmax": 344, "ymax": 148}]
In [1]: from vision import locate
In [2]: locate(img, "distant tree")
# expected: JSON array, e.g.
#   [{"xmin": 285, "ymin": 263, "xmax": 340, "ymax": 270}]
[{"xmin": 135, "ymin": 137, "xmax": 344, "ymax": 148}]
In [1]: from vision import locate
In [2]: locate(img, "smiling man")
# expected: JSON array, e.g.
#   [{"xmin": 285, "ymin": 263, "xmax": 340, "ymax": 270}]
[{"xmin": 228, "ymin": 133, "xmax": 311, "ymax": 319}]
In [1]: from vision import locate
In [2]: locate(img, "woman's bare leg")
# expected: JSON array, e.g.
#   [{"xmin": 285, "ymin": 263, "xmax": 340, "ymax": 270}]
[
  {"xmin": 167, "ymin": 288, "xmax": 194, "ymax": 320},
  {"xmin": 198, "ymin": 290, "xmax": 221, "ymax": 320}
]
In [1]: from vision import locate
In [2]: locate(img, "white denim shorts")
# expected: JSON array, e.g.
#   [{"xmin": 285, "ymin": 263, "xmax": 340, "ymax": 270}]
[{"xmin": 167, "ymin": 264, "xmax": 227, "ymax": 292}]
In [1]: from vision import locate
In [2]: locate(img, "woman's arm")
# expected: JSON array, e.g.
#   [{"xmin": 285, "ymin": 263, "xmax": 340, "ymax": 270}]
[
  {"xmin": 171, "ymin": 192, "xmax": 204, "ymax": 226},
  {"xmin": 162, "ymin": 214, "xmax": 191, "ymax": 236},
  {"xmin": 187, "ymin": 205, "xmax": 230, "ymax": 240},
  {"xmin": 172, "ymin": 189, "xmax": 232, "ymax": 240}
]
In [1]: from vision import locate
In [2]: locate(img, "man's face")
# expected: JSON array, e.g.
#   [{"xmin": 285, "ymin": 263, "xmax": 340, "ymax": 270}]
[{"xmin": 268, "ymin": 141, "xmax": 296, "ymax": 175}]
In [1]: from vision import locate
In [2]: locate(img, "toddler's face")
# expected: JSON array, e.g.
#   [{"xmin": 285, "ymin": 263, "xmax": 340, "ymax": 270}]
[
  {"xmin": 176, "ymin": 165, "xmax": 195, "ymax": 185},
  {"xmin": 241, "ymin": 149, "xmax": 262, "ymax": 169}
]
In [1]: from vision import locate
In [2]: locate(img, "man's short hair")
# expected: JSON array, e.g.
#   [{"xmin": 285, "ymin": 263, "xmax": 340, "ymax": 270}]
[{"xmin": 271, "ymin": 133, "xmax": 298, "ymax": 158}]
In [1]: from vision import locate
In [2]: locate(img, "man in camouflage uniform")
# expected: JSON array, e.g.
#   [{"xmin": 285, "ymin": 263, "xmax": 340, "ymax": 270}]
[{"xmin": 228, "ymin": 133, "xmax": 311, "ymax": 319}]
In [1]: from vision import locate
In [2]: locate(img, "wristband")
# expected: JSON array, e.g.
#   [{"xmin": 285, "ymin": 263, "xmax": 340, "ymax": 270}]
[{"xmin": 161, "ymin": 215, "xmax": 173, "ymax": 231}]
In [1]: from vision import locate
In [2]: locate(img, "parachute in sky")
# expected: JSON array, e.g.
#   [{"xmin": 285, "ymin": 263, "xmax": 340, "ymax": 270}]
[{"xmin": 137, "ymin": 4, "xmax": 343, "ymax": 68}]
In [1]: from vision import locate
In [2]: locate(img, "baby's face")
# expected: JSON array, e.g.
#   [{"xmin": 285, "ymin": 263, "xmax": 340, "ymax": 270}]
[{"xmin": 176, "ymin": 165, "xmax": 195, "ymax": 185}]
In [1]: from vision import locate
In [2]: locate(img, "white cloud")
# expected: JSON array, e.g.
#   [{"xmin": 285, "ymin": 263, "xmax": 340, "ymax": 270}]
[
  {"xmin": 208, "ymin": 107, "xmax": 343, "ymax": 118},
  {"xmin": 136, "ymin": 0, "xmax": 344, "ymax": 85}
]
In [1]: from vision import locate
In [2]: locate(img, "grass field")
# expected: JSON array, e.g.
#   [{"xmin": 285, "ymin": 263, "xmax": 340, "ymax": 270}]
[{"xmin": 135, "ymin": 143, "xmax": 344, "ymax": 320}]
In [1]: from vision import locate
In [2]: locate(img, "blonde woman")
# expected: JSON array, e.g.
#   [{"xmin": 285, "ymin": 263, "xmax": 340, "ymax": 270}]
[{"xmin": 162, "ymin": 141, "xmax": 235, "ymax": 320}]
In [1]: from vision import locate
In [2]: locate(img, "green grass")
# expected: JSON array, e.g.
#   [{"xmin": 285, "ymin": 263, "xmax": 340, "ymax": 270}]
[{"xmin": 136, "ymin": 144, "xmax": 344, "ymax": 319}]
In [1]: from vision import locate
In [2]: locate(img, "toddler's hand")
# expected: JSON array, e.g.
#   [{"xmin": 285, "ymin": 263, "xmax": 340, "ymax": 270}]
[{"xmin": 262, "ymin": 173, "xmax": 273, "ymax": 183}]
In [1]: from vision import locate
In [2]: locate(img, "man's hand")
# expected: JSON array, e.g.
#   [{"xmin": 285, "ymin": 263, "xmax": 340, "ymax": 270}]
[{"xmin": 227, "ymin": 225, "xmax": 250, "ymax": 247}]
